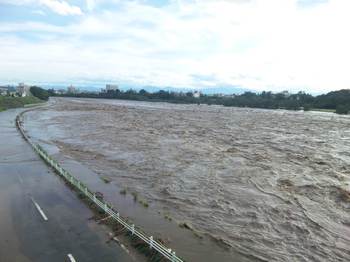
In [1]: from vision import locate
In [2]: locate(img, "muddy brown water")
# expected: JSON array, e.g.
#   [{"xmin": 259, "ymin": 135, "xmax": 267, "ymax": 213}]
[{"xmin": 23, "ymin": 97, "xmax": 350, "ymax": 261}]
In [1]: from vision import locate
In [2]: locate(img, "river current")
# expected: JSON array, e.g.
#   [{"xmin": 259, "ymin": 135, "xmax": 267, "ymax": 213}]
[{"xmin": 24, "ymin": 97, "xmax": 350, "ymax": 261}]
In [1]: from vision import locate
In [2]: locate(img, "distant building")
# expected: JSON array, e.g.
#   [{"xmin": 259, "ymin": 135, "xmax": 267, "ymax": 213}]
[
  {"xmin": 1, "ymin": 86, "xmax": 16, "ymax": 96},
  {"xmin": 0, "ymin": 87, "xmax": 7, "ymax": 96},
  {"xmin": 101, "ymin": 84, "xmax": 119, "ymax": 93},
  {"xmin": 193, "ymin": 90, "xmax": 201, "ymax": 98},
  {"xmin": 280, "ymin": 90, "xmax": 290, "ymax": 97},
  {"xmin": 16, "ymin": 83, "xmax": 30, "ymax": 97},
  {"xmin": 67, "ymin": 85, "xmax": 78, "ymax": 94},
  {"xmin": 173, "ymin": 92, "xmax": 186, "ymax": 97},
  {"xmin": 55, "ymin": 89, "xmax": 66, "ymax": 95},
  {"xmin": 106, "ymin": 84, "xmax": 119, "ymax": 91},
  {"xmin": 224, "ymin": 94, "xmax": 237, "ymax": 98}
]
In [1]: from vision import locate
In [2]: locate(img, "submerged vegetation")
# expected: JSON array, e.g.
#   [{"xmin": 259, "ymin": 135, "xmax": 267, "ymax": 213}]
[
  {"xmin": 51, "ymin": 88, "xmax": 350, "ymax": 114},
  {"xmin": 119, "ymin": 187, "xmax": 149, "ymax": 208},
  {"xmin": 138, "ymin": 199, "xmax": 149, "ymax": 208},
  {"xmin": 119, "ymin": 188, "xmax": 127, "ymax": 195},
  {"xmin": 100, "ymin": 176, "xmax": 111, "ymax": 184}
]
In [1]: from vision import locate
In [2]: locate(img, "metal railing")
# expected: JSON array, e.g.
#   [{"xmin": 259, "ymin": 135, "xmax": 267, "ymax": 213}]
[{"xmin": 16, "ymin": 114, "xmax": 183, "ymax": 262}]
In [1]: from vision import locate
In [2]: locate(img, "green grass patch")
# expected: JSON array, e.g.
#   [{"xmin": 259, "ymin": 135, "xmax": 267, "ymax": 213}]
[
  {"xmin": 0, "ymin": 95, "xmax": 43, "ymax": 111},
  {"xmin": 119, "ymin": 188, "xmax": 127, "ymax": 195},
  {"xmin": 310, "ymin": 108, "xmax": 336, "ymax": 113},
  {"xmin": 100, "ymin": 176, "xmax": 111, "ymax": 184},
  {"xmin": 138, "ymin": 199, "xmax": 149, "ymax": 208},
  {"xmin": 131, "ymin": 191, "xmax": 138, "ymax": 202},
  {"xmin": 164, "ymin": 213, "xmax": 172, "ymax": 221}
]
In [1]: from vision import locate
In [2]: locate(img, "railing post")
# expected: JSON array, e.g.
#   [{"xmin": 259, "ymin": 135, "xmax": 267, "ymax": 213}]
[
  {"xmin": 93, "ymin": 194, "xmax": 96, "ymax": 202},
  {"xmin": 131, "ymin": 224, "xmax": 135, "ymax": 235},
  {"xmin": 149, "ymin": 236, "xmax": 153, "ymax": 249},
  {"xmin": 172, "ymin": 251, "xmax": 176, "ymax": 262}
]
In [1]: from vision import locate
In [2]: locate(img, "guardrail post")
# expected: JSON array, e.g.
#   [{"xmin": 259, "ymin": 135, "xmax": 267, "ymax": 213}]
[
  {"xmin": 85, "ymin": 187, "xmax": 88, "ymax": 195},
  {"xmin": 149, "ymin": 236, "xmax": 153, "ymax": 249},
  {"xmin": 104, "ymin": 203, "xmax": 107, "ymax": 211},
  {"xmin": 131, "ymin": 224, "xmax": 135, "ymax": 235},
  {"xmin": 93, "ymin": 194, "xmax": 96, "ymax": 202},
  {"xmin": 172, "ymin": 251, "xmax": 176, "ymax": 262}
]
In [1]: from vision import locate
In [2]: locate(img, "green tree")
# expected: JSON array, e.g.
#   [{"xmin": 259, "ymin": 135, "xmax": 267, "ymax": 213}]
[
  {"xmin": 30, "ymin": 86, "xmax": 49, "ymax": 101},
  {"xmin": 336, "ymin": 104, "xmax": 350, "ymax": 114}
]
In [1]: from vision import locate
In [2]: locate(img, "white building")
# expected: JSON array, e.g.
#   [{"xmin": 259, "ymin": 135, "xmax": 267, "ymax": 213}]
[
  {"xmin": 101, "ymin": 84, "xmax": 119, "ymax": 93},
  {"xmin": 55, "ymin": 89, "xmax": 66, "ymax": 95},
  {"xmin": 193, "ymin": 90, "xmax": 201, "ymax": 98},
  {"xmin": 16, "ymin": 83, "xmax": 30, "ymax": 97},
  {"xmin": 106, "ymin": 84, "xmax": 119, "ymax": 91},
  {"xmin": 280, "ymin": 90, "xmax": 290, "ymax": 97},
  {"xmin": 106, "ymin": 84, "xmax": 118, "ymax": 91},
  {"xmin": 67, "ymin": 85, "xmax": 78, "ymax": 94}
]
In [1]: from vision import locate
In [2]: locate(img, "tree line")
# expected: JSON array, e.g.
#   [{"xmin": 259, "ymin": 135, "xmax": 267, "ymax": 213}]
[{"xmin": 44, "ymin": 87, "xmax": 350, "ymax": 114}]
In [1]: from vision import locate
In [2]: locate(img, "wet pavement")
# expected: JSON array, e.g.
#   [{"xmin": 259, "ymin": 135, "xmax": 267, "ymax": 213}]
[{"xmin": 0, "ymin": 108, "xmax": 133, "ymax": 262}]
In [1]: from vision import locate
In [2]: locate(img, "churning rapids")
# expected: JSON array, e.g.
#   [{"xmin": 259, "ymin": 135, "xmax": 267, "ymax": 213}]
[{"xmin": 24, "ymin": 97, "xmax": 350, "ymax": 261}]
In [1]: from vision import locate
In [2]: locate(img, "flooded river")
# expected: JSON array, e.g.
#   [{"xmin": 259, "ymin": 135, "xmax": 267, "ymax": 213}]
[{"xmin": 24, "ymin": 97, "xmax": 350, "ymax": 261}]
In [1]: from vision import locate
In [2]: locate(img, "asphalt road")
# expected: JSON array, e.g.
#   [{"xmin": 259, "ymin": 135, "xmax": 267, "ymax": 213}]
[{"xmin": 0, "ymin": 108, "xmax": 133, "ymax": 262}]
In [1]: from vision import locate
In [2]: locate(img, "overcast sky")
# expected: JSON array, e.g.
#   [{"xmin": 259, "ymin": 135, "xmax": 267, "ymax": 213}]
[{"xmin": 0, "ymin": 0, "xmax": 349, "ymax": 93}]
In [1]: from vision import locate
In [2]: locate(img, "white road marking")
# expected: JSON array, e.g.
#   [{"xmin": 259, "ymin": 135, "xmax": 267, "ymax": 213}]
[
  {"xmin": 67, "ymin": 254, "xmax": 76, "ymax": 262},
  {"xmin": 30, "ymin": 197, "xmax": 48, "ymax": 221},
  {"xmin": 17, "ymin": 175, "xmax": 23, "ymax": 184}
]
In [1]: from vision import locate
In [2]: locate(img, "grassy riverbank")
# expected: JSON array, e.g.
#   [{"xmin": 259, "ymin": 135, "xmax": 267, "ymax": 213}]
[
  {"xmin": 310, "ymin": 108, "xmax": 336, "ymax": 113},
  {"xmin": 0, "ymin": 96, "xmax": 43, "ymax": 112}
]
